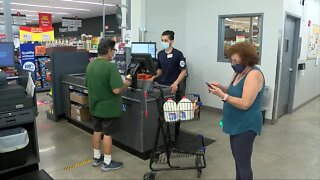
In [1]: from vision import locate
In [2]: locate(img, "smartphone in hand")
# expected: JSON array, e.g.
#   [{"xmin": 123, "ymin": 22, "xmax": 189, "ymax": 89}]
[{"xmin": 205, "ymin": 82, "xmax": 213, "ymax": 88}]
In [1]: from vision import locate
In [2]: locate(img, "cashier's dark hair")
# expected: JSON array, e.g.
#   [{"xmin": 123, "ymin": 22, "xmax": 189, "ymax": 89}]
[
  {"xmin": 98, "ymin": 38, "xmax": 116, "ymax": 55},
  {"xmin": 162, "ymin": 30, "xmax": 175, "ymax": 40}
]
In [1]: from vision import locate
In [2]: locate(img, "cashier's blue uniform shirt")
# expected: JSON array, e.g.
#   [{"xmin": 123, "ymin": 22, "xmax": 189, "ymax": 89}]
[{"xmin": 157, "ymin": 48, "xmax": 186, "ymax": 86}]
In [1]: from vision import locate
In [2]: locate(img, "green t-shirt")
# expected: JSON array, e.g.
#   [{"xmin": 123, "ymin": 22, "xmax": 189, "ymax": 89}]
[{"xmin": 85, "ymin": 58, "xmax": 124, "ymax": 118}]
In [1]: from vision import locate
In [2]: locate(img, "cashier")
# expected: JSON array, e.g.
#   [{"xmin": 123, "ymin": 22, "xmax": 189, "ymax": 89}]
[
  {"xmin": 150, "ymin": 30, "xmax": 187, "ymax": 93},
  {"xmin": 151, "ymin": 30, "xmax": 187, "ymax": 137}
]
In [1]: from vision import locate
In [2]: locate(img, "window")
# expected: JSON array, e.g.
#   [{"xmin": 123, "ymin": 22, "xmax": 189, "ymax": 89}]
[{"xmin": 218, "ymin": 14, "xmax": 263, "ymax": 63}]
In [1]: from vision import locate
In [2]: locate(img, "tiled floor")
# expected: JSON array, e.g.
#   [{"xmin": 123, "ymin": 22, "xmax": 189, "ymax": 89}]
[{"xmin": 36, "ymin": 93, "xmax": 320, "ymax": 179}]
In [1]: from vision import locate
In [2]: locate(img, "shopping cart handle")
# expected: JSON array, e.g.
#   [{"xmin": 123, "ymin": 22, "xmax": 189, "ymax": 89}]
[{"xmin": 154, "ymin": 82, "xmax": 170, "ymax": 89}]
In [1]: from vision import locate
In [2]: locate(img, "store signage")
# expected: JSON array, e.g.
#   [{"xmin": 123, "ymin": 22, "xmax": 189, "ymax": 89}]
[
  {"xmin": 19, "ymin": 26, "xmax": 54, "ymax": 42},
  {"xmin": 20, "ymin": 43, "xmax": 37, "ymax": 80},
  {"xmin": 0, "ymin": 34, "xmax": 6, "ymax": 40},
  {"xmin": 39, "ymin": 13, "xmax": 52, "ymax": 27},
  {"xmin": 0, "ymin": 13, "xmax": 26, "ymax": 25},
  {"xmin": 62, "ymin": 17, "xmax": 82, "ymax": 27},
  {"xmin": 59, "ymin": 27, "xmax": 78, "ymax": 32}
]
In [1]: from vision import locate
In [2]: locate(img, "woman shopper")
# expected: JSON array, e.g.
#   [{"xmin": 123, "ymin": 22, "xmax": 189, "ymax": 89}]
[{"xmin": 208, "ymin": 42, "xmax": 265, "ymax": 180}]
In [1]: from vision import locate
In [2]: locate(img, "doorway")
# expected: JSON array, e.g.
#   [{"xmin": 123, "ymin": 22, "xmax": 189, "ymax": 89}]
[{"xmin": 274, "ymin": 13, "xmax": 301, "ymax": 119}]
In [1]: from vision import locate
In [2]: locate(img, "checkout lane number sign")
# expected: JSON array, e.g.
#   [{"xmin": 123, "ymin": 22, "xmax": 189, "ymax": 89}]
[{"xmin": 23, "ymin": 61, "xmax": 36, "ymax": 72}]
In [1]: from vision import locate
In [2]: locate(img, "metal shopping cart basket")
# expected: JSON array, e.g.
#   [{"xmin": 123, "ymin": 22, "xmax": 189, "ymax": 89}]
[{"xmin": 144, "ymin": 86, "xmax": 206, "ymax": 180}]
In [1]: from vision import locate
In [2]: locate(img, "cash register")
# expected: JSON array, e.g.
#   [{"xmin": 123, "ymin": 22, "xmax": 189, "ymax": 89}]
[
  {"xmin": 127, "ymin": 53, "xmax": 157, "ymax": 90},
  {"xmin": 0, "ymin": 42, "xmax": 34, "ymax": 120},
  {"xmin": 0, "ymin": 42, "xmax": 40, "ymax": 179}
]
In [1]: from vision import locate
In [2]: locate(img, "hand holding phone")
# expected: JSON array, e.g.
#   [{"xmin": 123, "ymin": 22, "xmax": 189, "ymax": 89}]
[{"xmin": 205, "ymin": 82, "xmax": 214, "ymax": 89}]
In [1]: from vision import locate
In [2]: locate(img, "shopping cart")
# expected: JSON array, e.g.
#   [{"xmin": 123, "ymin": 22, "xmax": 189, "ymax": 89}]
[{"xmin": 144, "ymin": 86, "xmax": 206, "ymax": 180}]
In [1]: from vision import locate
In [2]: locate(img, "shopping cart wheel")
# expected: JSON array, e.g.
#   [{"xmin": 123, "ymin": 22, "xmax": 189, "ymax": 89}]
[
  {"xmin": 195, "ymin": 156, "xmax": 202, "ymax": 178},
  {"xmin": 150, "ymin": 152, "xmax": 161, "ymax": 163},
  {"xmin": 144, "ymin": 172, "xmax": 156, "ymax": 180},
  {"xmin": 197, "ymin": 169, "xmax": 202, "ymax": 178}
]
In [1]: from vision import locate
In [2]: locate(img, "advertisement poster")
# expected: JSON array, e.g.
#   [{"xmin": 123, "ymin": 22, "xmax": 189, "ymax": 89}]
[
  {"xmin": 20, "ymin": 43, "xmax": 37, "ymax": 80},
  {"xmin": 39, "ymin": 13, "xmax": 52, "ymax": 27},
  {"xmin": 19, "ymin": 26, "xmax": 54, "ymax": 42},
  {"xmin": 307, "ymin": 24, "xmax": 320, "ymax": 59}
]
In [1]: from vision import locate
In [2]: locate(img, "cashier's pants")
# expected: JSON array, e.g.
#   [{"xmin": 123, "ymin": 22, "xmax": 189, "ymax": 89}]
[{"xmin": 230, "ymin": 130, "xmax": 256, "ymax": 180}]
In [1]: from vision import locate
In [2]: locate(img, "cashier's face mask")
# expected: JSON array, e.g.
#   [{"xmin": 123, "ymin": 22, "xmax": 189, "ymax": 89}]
[{"xmin": 161, "ymin": 42, "xmax": 170, "ymax": 50}]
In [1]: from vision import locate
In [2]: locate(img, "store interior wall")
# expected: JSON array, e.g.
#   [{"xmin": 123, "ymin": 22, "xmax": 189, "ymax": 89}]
[
  {"xmin": 52, "ymin": 15, "xmax": 121, "ymax": 37},
  {"xmin": 283, "ymin": 0, "xmax": 320, "ymax": 110},
  {"xmin": 144, "ymin": 0, "xmax": 186, "ymax": 53},
  {"xmin": 143, "ymin": 0, "xmax": 284, "ymax": 120},
  {"xmin": 130, "ymin": 0, "xmax": 146, "ymax": 42}
]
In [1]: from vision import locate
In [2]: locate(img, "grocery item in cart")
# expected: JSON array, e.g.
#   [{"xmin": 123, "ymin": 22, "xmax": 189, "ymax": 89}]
[
  {"xmin": 177, "ymin": 96, "xmax": 194, "ymax": 121},
  {"xmin": 163, "ymin": 98, "xmax": 178, "ymax": 122}
]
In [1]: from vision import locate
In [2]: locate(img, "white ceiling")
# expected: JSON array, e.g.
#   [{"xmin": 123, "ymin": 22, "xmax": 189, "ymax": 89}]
[{"xmin": 0, "ymin": 0, "xmax": 121, "ymax": 24}]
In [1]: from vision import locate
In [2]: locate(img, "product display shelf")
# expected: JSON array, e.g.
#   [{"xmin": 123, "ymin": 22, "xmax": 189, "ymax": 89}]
[{"xmin": 35, "ymin": 55, "xmax": 51, "ymax": 92}]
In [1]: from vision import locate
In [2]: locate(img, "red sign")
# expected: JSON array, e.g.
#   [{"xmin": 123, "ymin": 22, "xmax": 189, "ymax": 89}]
[
  {"xmin": 39, "ymin": 13, "xmax": 52, "ymax": 27},
  {"xmin": 20, "ymin": 26, "xmax": 54, "ymax": 33},
  {"xmin": 0, "ymin": 34, "xmax": 6, "ymax": 39}
]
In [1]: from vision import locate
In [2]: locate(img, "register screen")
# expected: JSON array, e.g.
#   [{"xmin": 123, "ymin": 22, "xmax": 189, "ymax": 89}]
[
  {"xmin": 131, "ymin": 43, "xmax": 156, "ymax": 58},
  {"xmin": 0, "ymin": 43, "xmax": 14, "ymax": 67}
]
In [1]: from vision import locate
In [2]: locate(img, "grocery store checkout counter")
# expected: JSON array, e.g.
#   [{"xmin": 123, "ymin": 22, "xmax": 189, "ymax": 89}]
[{"xmin": 61, "ymin": 53, "xmax": 170, "ymax": 159}]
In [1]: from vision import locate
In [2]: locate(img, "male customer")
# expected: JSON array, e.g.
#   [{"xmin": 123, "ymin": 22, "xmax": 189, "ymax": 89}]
[{"xmin": 85, "ymin": 38, "xmax": 131, "ymax": 172}]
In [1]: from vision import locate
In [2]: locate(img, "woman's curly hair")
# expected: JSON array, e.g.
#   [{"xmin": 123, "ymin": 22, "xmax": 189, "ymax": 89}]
[{"xmin": 227, "ymin": 42, "xmax": 260, "ymax": 66}]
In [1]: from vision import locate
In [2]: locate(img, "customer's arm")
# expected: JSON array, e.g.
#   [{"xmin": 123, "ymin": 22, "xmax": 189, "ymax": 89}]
[
  {"xmin": 210, "ymin": 73, "xmax": 236, "ymax": 93},
  {"xmin": 110, "ymin": 64, "xmax": 131, "ymax": 95},
  {"xmin": 210, "ymin": 70, "xmax": 263, "ymax": 110},
  {"xmin": 112, "ymin": 80, "xmax": 131, "ymax": 94}
]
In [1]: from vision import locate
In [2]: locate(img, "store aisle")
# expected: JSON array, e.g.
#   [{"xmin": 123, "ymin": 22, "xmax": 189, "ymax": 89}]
[{"xmin": 35, "ymin": 93, "xmax": 320, "ymax": 179}]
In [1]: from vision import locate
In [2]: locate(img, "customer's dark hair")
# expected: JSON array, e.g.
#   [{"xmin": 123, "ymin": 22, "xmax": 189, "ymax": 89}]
[
  {"xmin": 98, "ymin": 38, "xmax": 116, "ymax": 55},
  {"xmin": 227, "ymin": 42, "xmax": 260, "ymax": 66},
  {"xmin": 162, "ymin": 30, "xmax": 175, "ymax": 40}
]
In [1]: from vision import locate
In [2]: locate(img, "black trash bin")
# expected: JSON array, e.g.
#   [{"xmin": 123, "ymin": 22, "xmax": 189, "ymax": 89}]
[{"xmin": 0, "ymin": 127, "xmax": 29, "ymax": 170}]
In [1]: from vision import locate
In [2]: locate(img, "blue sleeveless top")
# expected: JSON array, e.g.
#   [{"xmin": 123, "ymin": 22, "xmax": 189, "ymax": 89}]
[{"xmin": 222, "ymin": 67, "xmax": 264, "ymax": 135}]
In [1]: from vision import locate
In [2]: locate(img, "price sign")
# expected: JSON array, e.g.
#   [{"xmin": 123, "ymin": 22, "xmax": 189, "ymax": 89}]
[
  {"xmin": 42, "ymin": 34, "xmax": 51, "ymax": 41},
  {"xmin": 23, "ymin": 34, "xmax": 32, "ymax": 41}
]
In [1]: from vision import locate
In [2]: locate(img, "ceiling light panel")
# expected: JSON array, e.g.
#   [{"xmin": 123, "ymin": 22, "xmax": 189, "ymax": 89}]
[
  {"xmin": 60, "ymin": 0, "xmax": 115, "ymax": 6},
  {"xmin": 0, "ymin": 2, "xmax": 90, "ymax": 11},
  {"xmin": 10, "ymin": 8, "xmax": 70, "ymax": 15}
]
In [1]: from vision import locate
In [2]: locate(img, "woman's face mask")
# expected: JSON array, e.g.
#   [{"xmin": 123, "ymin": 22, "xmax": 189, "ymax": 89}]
[
  {"xmin": 231, "ymin": 64, "xmax": 247, "ymax": 73},
  {"xmin": 230, "ymin": 53, "xmax": 246, "ymax": 73}
]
